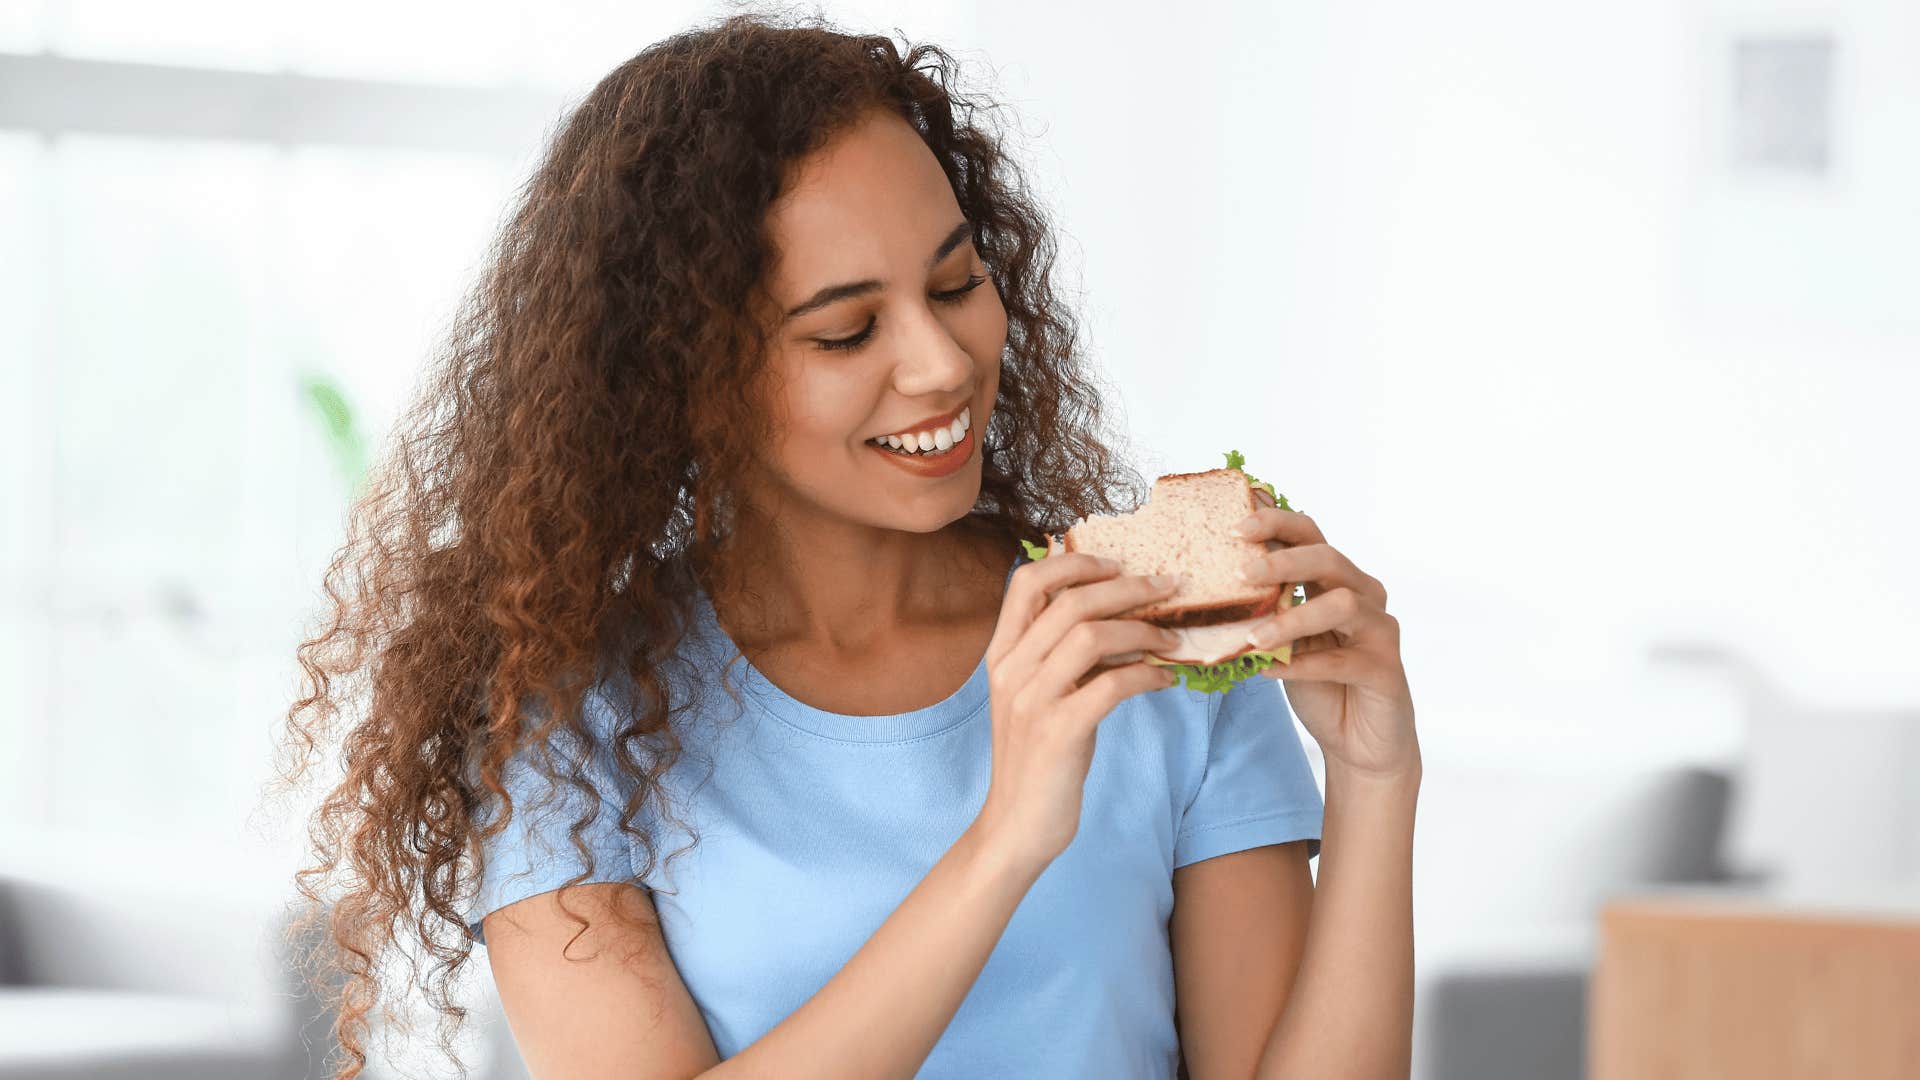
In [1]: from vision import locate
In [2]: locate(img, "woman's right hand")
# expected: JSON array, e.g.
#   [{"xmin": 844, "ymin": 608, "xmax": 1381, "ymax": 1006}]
[{"xmin": 973, "ymin": 552, "xmax": 1184, "ymax": 870}]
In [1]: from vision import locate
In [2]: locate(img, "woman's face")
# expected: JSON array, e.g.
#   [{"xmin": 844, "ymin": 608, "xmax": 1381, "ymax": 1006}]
[{"xmin": 747, "ymin": 106, "xmax": 1008, "ymax": 536}]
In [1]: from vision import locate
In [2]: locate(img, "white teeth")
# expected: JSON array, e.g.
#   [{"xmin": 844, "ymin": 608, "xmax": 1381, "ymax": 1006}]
[{"xmin": 870, "ymin": 405, "xmax": 972, "ymax": 455}]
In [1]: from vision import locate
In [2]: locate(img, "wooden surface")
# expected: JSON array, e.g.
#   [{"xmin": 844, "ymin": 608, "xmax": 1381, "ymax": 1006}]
[{"xmin": 1589, "ymin": 892, "xmax": 1920, "ymax": 1079}]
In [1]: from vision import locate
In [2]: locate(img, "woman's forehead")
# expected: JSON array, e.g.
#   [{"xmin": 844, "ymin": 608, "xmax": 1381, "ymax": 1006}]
[{"xmin": 767, "ymin": 113, "xmax": 961, "ymax": 267}]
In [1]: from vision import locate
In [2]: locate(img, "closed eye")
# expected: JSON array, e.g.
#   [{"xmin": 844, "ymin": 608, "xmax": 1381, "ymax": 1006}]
[{"xmin": 815, "ymin": 273, "xmax": 990, "ymax": 353}]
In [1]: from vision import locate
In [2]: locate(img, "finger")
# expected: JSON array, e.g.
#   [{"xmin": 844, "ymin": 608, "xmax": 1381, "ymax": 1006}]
[
  {"xmin": 1010, "ymin": 570, "xmax": 1178, "ymax": 677},
  {"xmin": 1244, "ymin": 586, "xmax": 1395, "ymax": 652},
  {"xmin": 1228, "ymin": 505, "xmax": 1327, "ymax": 547},
  {"xmin": 1257, "ymin": 642, "xmax": 1390, "ymax": 687},
  {"xmin": 1237, "ymin": 542, "xmax": 1388, "ymax": 611},
  {"xmin": 988, "ymin": 550, "xmax": 1117, "ymax": 668},
  {"xmin": 1031, "ymin": 617, "xmax": 1179, "ymax": 703},
  {"xmin": 993, "ymin": 555, "xmax": 1178, "ymax": 698},
  {"xmin": 1066, "ymin": 661, "xmax": 1180, "ymax": 732}
]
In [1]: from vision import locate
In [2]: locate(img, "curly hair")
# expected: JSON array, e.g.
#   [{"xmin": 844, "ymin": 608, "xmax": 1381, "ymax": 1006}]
[{"xmin": 263, "ymin": 7, "xmax": 1149, "ymax": 1078}]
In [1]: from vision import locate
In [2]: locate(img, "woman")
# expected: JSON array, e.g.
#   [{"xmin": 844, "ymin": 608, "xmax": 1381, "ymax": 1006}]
[{"xmin": 271, "ymin": 11, "xmax": 1420, "ymax": 1080}]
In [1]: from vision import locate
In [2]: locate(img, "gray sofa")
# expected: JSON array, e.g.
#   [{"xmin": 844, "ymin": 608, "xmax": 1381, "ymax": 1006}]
[{"xmin": 0, "ymin": 828, "xmax": 340, "ymax": 1080}]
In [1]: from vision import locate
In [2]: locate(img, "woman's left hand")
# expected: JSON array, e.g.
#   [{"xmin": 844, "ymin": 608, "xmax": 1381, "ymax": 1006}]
[{"xmin": 1232, "ymin": 491, "xmax": 1421, "ymax": 782}]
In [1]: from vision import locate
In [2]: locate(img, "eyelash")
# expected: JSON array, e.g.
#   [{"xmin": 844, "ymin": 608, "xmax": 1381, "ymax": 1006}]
[{"xmin": 815, "ymin": 273, "xmax": 989, "ymax": 352}]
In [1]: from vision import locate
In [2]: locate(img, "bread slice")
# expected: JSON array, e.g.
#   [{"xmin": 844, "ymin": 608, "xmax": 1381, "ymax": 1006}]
[{"xmin": 1043, "ymin": 466, "xmax": 1297, "ymax": 666}]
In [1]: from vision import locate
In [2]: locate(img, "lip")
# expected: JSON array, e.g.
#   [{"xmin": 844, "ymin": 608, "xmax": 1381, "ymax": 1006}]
[{"xmin": 870, "ymin": 402, "xmax": 968, "ymax": 442}]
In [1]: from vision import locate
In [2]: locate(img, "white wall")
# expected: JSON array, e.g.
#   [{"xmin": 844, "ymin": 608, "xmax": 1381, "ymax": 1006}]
[{"xmin": 974, "ymin": 0, "xmax": 1920, "ymax": 777}]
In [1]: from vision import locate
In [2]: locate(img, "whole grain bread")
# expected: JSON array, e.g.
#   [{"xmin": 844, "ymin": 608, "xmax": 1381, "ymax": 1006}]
[{"xmin": 1043, "ymin": 467, "xmax": 1286, "ymax": 629}]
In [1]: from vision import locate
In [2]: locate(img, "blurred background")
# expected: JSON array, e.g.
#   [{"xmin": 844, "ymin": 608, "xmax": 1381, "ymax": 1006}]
[{"xmin": 1, "ymin": 0, "xmax": 1915, "ymax": 1077}]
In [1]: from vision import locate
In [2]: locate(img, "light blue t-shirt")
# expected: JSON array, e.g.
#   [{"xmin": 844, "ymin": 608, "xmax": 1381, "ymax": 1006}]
[{"xmin": 467, "ymin": 553, "xmax": 1324, "ymax": 1078}]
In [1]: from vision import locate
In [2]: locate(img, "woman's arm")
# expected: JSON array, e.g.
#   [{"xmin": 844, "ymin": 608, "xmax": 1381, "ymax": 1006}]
[
  {"xmin": 706, "ymin": 817, "xmax": 1046, "ymax": 1079},
  {"xmin": 1255, "ymin": 763, "xmax": 1420, "ymax": 1080},
  {"xmin": 1169, "ymin": 840, "xmax": 1316, "ymax": 1079}
]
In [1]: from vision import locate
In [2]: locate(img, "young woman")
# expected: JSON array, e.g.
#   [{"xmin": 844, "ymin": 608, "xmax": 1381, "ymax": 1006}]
[{"xmin": 272, "ymin": 11, "xmax": 1420, "ymax": 1080}]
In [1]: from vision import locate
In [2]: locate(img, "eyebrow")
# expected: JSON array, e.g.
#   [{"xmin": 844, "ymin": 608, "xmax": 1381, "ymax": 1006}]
[{"xmin": 782, "ymin": 219, "xmax": 976, "ymax": 322}]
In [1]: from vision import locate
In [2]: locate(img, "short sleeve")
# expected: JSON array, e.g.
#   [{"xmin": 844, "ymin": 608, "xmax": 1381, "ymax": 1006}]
[
  {"xmin": 464, "ymin": 688, "xmax": 640, "ymax": 946},
  {"xmin": 1174, "ymin": 674, "xmax": 1325, "ymax": 868}
]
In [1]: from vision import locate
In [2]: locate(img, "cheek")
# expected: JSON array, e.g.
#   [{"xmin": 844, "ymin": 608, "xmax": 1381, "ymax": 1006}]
[
  {"xmin": 961, "ymin": 287, "xmax": 1011, "ymax": 360},
  {"xmin": 783, "ymin": 369, "xmax": 871, "ymax": 447}
]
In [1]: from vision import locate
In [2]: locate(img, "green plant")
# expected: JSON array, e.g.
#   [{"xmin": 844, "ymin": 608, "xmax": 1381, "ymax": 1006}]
[{"xmin": 299, "ymin": 370, "xmax": 370, "ymax": 502}]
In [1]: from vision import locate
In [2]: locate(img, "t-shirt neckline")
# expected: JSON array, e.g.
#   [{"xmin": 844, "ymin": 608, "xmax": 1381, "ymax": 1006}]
[{"xmin": 692, "ymin": 551, "xmax": 1028, "ymax": 744}]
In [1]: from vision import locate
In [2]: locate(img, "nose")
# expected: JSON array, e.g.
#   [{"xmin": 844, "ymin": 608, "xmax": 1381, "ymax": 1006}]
[{"xmin": 889, "ymin": 304, "xmax": 976, "ymax": 395}]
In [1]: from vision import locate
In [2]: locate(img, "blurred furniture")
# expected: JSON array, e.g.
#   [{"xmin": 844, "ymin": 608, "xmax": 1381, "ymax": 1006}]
[
  {"xmin": 1590, "ymin": 884, "xmax": 1920, "ymax": 1079},
  {"xmin": 1647, "ymin": 642, "xmax": 1920, "ymax": 888},
  {"xmin": 1409, "ymin": 762, "xmax": 1751, "ymax": 1080},
  {"xmin": 1412, "ymin": 642, "xmax": 1920, "ymax": 1080},
  {"xmin": 0, "ymin": 827, "xmax": 339, "ymax": 1080}
]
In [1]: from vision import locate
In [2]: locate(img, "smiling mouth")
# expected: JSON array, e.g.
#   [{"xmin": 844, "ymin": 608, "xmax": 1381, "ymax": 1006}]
[{"xmin": 864, "ymin": 404, "xmax": 972, "ymax": 457}]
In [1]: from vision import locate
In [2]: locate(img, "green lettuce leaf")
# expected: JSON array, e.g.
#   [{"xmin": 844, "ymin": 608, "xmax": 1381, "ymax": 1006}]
[
  {"xmin": 1152, "ymin": 649, "xmax": 1286, "ymax": 693},
  {"xmin": 1224, "ymin": 447, "xmax": 1292, "ymax": 510}
]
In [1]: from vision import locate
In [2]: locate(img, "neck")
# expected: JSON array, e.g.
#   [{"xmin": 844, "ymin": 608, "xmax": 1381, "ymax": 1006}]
[{"xmin": 708, "ymin": 510, "xmax": 1007, "ymax": 659}]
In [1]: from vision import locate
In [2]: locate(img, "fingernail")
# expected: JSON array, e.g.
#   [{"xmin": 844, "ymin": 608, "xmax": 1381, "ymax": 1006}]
[
  {"xmin": 1234, "ymin": 561, "xmax": 1257, "ymax": 582},
  {"xmin": 1246, "ymin": 624, "xmax": 1280, "ymax": 649},
  {"xmin": 1230, "ymin": 516, "xmax": 1259, "ymax": 536},
  {"xmin": 1148, "ymin": 573, "xmax": 1180, "ymax": 589}
]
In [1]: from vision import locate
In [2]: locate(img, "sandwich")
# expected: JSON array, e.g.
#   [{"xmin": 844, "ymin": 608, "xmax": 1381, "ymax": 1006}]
[{"xmin": 1017, "ymin": 450, "xmax": 1303, "ymax": 693}]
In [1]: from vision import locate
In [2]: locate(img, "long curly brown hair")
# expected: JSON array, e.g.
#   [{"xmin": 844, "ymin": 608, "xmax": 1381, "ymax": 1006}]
[{"xmin": 263, "ymin": 7, "xmax": 1148, "ymax": 1078}]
